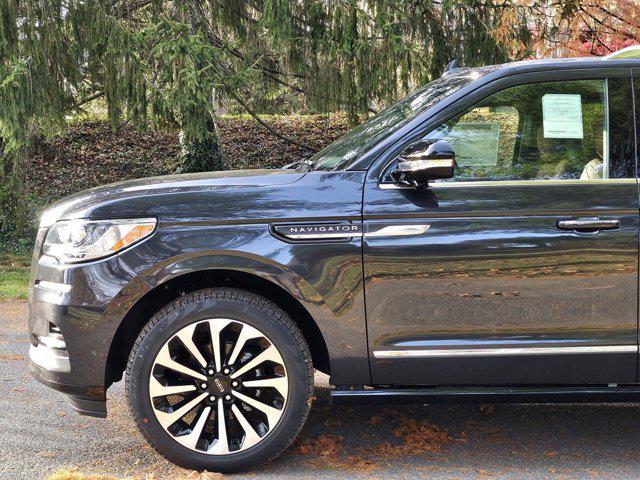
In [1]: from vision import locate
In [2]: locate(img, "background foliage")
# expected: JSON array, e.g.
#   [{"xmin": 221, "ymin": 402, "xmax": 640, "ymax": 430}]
[
  {"xmin": 0, "ymin": 0, "xmax": 638, "ymax": 252},
  {"xmin": 24, "ymin": 114, "xmax": 347, "ymax": 207}
]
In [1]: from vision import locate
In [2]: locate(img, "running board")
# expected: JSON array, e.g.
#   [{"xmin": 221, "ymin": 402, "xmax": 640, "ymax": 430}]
[{"xmin": 331, "ymin": 386, "xmax": 640, "ymax": 405}]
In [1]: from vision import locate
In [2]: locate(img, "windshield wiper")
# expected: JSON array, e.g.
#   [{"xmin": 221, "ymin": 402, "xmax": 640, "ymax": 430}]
[{"xmin": 282, "ymin": 159, "xmax": 313, "ymax": 172}]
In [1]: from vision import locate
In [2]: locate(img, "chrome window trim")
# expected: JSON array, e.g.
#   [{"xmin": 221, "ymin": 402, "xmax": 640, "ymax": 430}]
[
  {"xmin": 378, "ymin": 178, "xmax": 638, "ymax": 190},
  {"xmin": 373, "ymin": 345, "xmax": 637, "ymax": 358}
]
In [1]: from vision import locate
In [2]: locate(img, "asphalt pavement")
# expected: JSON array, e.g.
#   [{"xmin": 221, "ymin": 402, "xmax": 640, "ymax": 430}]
[{"xmin": 3, "ymin": 300, "xmax": 640, "ymax": 479}]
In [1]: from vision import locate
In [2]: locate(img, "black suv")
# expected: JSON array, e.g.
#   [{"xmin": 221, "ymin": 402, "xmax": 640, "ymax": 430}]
[{"xmin": 29, "ymin": 50, "xmax": 640, "ymax": 472}]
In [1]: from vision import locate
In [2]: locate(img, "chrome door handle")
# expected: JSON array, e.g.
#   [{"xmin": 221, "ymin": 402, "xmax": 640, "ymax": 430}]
[{"xmin": 556, "ymin": 218, "xmax": 620, "ymax": 232}]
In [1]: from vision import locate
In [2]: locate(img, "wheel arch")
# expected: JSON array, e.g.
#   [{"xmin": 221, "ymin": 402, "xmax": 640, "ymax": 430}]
[{"xmin": 105, "ymin": 266, "xmax": 331, "ymax": 387}]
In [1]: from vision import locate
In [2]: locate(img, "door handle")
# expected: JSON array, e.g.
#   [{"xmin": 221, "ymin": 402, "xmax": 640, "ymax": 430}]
[{"xmin": 556, "ymin": 217, "xmax": 620, "ymax": 232}]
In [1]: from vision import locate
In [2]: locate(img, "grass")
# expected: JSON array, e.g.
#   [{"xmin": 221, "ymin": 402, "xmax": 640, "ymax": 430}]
[{"xmin": 0, "ymin": 253, "xmax": 31, "ymax": 301}]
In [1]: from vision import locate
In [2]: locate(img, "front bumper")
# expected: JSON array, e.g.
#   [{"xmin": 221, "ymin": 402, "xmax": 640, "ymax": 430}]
[
  {"xmin": 29, "ymin": 289, "xmax": 109, "ymax": 417},
  {"xmin": 28, "ymin": 272, "xmax": 125, "ymax": 417},
  {"xmin": 27, "ymin": 227, "xmax": 147, "ymax": 418},
  {"xmin": 29, "ymin": 343, "xmax": 70, "ymax": 373},
  {"xmin": 29, "ymin": 354, "xmax": 107, "ymax": 417}
]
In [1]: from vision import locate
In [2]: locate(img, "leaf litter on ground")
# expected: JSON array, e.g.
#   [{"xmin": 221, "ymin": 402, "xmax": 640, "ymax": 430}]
[
  {"xmin": 47, "ymin": 468, "xmax": 223, "ymax": 480},
  {"xmin": 291, "ymin": 408, "xmax": 459, "ymax": 473}
]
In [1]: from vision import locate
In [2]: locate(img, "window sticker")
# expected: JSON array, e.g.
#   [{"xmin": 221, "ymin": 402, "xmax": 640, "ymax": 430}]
[
  {"xmin": 542, "ymin": 94, "xmax": 583, "ymax": 139},
  {"xmin": 448, "ymin": 123, "xmax": 500, "ymax": 166}
]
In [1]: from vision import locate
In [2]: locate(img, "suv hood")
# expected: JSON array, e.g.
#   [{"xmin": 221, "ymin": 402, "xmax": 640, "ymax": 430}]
[{"xmin": 40, "ymin": 169, "xmax": 306, "ymax": 227}]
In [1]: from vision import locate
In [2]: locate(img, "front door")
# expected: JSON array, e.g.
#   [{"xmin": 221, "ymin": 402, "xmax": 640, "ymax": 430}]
[{"xmin": 364, "ymin": 74, "xmax": 638, "ymax": 385}]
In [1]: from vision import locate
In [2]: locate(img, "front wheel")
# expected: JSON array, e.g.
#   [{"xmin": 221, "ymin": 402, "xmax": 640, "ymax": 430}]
[{"xmin": 126, "ymin": 288, "xmax": 313, "ymax": 472}]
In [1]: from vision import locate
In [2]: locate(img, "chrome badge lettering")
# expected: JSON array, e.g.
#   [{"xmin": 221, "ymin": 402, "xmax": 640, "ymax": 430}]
[{"xmin": 273, "ymin": 223, "xmax": 362, "ymax": 240}]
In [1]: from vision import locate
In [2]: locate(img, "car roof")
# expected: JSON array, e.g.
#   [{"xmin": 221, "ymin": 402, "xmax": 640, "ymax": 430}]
[{"xmin": 456, "ymin": 55, "xmax": 640, "ymax": 78}]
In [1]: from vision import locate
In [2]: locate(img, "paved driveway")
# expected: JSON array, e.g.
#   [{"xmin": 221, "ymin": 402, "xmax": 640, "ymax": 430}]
[{"xmin": 2, "ymin": 300, "xmax": 640, "ymax": 480}]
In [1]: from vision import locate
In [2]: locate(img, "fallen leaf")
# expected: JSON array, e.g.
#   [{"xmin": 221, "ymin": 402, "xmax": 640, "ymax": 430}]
[
  {"xmin": 368, "ymin": 415, "xmax": 384, "ymax": 426},
  {"xmin": 0, "ymin": 353, "xmax": 24, "ymax": 361}
]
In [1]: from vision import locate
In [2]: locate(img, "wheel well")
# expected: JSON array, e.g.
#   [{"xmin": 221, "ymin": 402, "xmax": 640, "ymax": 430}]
[{"xmin": 105, "ymin": 269, "xmax": 331, "ymax": 387}]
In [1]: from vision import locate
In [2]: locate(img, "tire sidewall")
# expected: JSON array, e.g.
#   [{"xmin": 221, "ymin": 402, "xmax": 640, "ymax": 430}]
[{"xmin": 127, "ymin": 289, "xmax": 311, "ymax": 472}]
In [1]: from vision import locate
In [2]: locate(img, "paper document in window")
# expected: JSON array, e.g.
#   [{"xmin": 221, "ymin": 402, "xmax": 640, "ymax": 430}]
[
  {"xmin": 449, "ymin": 123, "xmax": 500, "ymax": 166},
  {"xmin": 542, "ymin": 94, "xmax": 583, "ymax": 139}
]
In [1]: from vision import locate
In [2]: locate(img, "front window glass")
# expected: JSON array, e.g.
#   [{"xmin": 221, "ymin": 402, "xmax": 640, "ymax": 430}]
[
  {"xmin": 407, "ymin": 78, "xmax": 633, "ymax": 182},
  {"xmin": 309, "ymin": 67, "xmax": 496, "ymax": 171}
]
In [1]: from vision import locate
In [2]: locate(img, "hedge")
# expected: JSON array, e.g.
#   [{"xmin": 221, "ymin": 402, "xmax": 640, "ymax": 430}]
[{"xmin": 0, "ymin": 114, "xmax": 348, "ymax": 252}]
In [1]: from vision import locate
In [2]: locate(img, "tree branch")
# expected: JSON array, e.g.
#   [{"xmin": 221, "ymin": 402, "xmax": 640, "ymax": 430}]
[
  {"xmin": 185, "ymin": 1, "xmax": 317, "ymax": 152},
  {"xmin": 580, "ymin": 6, "xmax": 638, "ymax": 41},
  {"xmin": 69, "ymin": 91, "xmax": 104, "ymax": 111},
  {"xmin": 260, "ymin": 68, "xmax": 305, "ymax": 93},
  {"xmin": 595, "ymin": 5, "xmax": 640, "ymax": 30},
  {"xmin": 115, "ymin": 0, "xmax": 154, "ymax": 18},
  {"xmin": 228, "ymin": 90, "xmax": 317, "ymax": 151}
]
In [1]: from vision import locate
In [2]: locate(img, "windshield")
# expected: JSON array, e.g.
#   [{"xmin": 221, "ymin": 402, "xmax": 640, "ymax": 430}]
[{"xmin": 309, "ymin": 67, "xmax": 494, "ymax": 171}]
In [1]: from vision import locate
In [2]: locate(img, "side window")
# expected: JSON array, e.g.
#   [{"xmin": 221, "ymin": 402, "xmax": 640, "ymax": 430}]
[
  {"xmin": 410, "ymin": 78, "xmax": 633, "ymax": 182},
  {"xmin": 428, "ymin": 105, "xmax": 520, "ymax": 180}
]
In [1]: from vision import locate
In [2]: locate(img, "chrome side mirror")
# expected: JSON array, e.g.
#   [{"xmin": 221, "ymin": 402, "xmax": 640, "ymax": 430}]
[{"xmin": 391, "ymin": 139, "xmax": 456, "ymax": 187}]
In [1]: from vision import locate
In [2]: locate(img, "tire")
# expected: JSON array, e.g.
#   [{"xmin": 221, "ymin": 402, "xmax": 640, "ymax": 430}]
[{"xmin": 126, "ymin": 288, "xmax": 313, "ymax": 473}]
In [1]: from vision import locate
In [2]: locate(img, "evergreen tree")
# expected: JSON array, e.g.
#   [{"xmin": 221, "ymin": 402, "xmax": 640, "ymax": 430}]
[{"xmin": 0, "ymin": 0, "xmax": 534, "ymax": 247}]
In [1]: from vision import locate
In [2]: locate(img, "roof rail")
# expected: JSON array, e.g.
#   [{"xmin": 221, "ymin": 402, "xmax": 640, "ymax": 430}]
[{"xmin": 605, "ymin": 45, "xmax": 640, "ymax": 60}]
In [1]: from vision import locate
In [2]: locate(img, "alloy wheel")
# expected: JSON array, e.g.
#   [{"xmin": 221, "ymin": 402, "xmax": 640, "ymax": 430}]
[{"xmin": 148, "ymin": 318, "xmax": 288, "ymax": 454}]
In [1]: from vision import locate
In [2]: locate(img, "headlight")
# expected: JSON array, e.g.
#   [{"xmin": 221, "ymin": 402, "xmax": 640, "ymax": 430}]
[{"xmin": 43, "ymin": 218, "xmax": 156, "ymax": 263}]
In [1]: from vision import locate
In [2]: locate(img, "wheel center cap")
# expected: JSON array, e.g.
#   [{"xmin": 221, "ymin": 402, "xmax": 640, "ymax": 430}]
[{"xmin": 209, "ymin": 374, "xmax": 230, "ymax": 394}]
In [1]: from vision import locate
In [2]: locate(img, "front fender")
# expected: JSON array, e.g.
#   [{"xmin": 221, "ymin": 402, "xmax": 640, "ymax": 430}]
[{"xmin": 104, "ymin": 241, "xmax": 369, "ymax": 386}]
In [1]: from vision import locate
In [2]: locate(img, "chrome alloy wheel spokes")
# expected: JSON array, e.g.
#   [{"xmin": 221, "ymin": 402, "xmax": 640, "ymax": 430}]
[{"xmin": 148, "ymin": 318, "xmax": 288, "ymax": 455}]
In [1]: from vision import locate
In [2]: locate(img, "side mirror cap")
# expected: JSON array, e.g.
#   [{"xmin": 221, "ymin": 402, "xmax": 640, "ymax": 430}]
[{"xmin": 391, "ymin": 139, "xmax": 456, "ymax": 187}]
